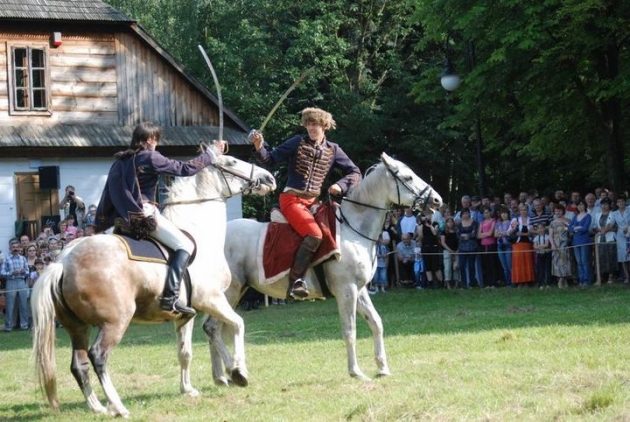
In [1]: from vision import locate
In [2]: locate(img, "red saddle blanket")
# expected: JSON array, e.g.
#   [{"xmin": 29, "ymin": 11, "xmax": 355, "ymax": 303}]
[{"xmin": 258, "ymin": 202, "xmax": 341, "ymax": 284}]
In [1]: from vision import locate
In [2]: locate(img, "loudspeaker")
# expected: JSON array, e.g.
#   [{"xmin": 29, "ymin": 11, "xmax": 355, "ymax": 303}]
[{"xmin": 38, "ymin": 166, "xmax": 60, "ymax": 190}]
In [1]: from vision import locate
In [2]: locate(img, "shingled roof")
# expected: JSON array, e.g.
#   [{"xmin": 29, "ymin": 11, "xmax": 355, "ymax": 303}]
[
  {"xmin": 0, "ymin": 0, "xmax": 134, "ymax": 23},
  {"xmin": 0, "ymin": 124, "xmax": 250, "ymax": 148}
]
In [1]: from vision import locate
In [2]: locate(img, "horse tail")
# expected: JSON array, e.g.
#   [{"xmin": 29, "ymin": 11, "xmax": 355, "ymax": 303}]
[{"xmin": 31, "ymin": 262, "xmax": 64, "ymax": 409}]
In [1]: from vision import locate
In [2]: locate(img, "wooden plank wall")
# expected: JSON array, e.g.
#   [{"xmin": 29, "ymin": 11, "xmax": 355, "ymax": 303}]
[
  {"xmin": 115, "ymin": 32, "xmax": 218, "ymax": 127},
  {"xmin": 0, "ymin": 33, "xmax": 118, "ymax": 124}
]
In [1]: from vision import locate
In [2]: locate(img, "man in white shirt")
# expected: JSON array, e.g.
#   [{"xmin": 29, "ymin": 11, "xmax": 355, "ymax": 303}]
[{"xmin": 399, "ymin": 207, "xmax": 417, "ymax": 237}]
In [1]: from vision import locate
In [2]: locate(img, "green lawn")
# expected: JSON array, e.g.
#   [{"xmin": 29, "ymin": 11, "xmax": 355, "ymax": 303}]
[{"xmin": 1, "ymin": 285, "xmax": 629, "ymax": 421}]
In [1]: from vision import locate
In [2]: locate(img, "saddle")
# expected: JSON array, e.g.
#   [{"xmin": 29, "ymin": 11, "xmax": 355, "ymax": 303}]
[
  {"xmin": 112, "ymin": 232, "xmax": 196, "ymax": 307},
  {"xmin": 257, "ymin": 202, "xmax": 341, "ymax": 284},
  {"xmin": 112, "ymin": 230, "xmax": 196, "ymax": 265}
]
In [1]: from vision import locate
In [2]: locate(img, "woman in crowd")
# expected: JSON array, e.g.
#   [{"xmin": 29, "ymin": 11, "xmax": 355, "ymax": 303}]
[
  {"xmin": 440, "ymin": 216, "xmax": 459, "ymax": 289},
  {"xmin": 548, "ymin": 204, "xmax": 572, "ymax": 288},
  {"xmin": 612, "ymin": 194, "xmax": 630, "ymax": 283},
  {"xmin": 509, "ymin": 204, "xmax": 535, "ymax": 286},
  {"xmin": 416, "ymin": 211, "xmax": 443, "ymax": 288},
  {"xmin": 478, "ymin": 206, "xmax": 498, "ymax": 287},
  {"xmin": 494, "ymin": 207, "xmax": 513, "ymax": 286},
  {"xmin": 456, "ymin": 208, "xmax": 479, "ymax": 288},
  {"xmin": 383, "ymin": 211, "xmax": 400, "ymax": 287},
  {"xmin": 569, "ymin": 200, "xmax": 593, "ymax": 287},
  {"xmin": 592, "ymin": 198, "xmax": 617, "ymax": 284},
  {"xmin": 25, "ymin": 243, "xmax": 39, "ymax": 269}
]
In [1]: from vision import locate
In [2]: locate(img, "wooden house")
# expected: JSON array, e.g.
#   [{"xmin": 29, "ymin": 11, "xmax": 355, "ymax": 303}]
[{"xmin": 0, "ymin": 0, "xmax": 253, "ymax": 249}]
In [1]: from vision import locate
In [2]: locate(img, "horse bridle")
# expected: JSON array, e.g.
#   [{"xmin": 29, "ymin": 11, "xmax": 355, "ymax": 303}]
[
  {"xmin": 382, "ymin": 161, "xmax": 433, "ymax": 211},
  {"xmin": 162, "ymin": 160, "xmax": 262, "ymax": 207},
  {"xmin": 338, "ymin": 161, "xmax": 435, "ymax": 243}
]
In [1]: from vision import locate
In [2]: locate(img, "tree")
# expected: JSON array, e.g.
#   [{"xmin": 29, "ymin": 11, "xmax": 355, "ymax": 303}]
[{"xmin": 410, "ymin": 0, "xmax": 630, "ymax": 194}]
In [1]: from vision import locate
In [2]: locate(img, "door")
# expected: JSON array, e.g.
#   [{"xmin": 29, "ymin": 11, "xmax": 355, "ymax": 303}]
[{"xmin": 15, "ymin": 172, "xmax": 59, "ymax": 239}]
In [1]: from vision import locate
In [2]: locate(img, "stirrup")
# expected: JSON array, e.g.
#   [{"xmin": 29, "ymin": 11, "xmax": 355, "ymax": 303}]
[
  {"xmin": 160, "ymin": 298, "xmax": 196, "ymax": 317},
  {"xmin": 289, "ymin": 279, "xmax": 309, "ymax": 299}
]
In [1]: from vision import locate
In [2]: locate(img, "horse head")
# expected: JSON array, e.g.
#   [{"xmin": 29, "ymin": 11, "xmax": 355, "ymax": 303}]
[
  {"xmin": 203, "ymin": 140, "xmax": 276, "ymax": 198},
  {"xmin": 380, "ymin": 152, "xmax": 442, "ymax": 212}
]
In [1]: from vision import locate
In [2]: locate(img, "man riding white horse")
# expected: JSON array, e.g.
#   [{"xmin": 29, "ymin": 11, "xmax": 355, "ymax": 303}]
[
  {"xmin": 96, "ymin": 122, "xmax": 223, "ymax": 316},
  {"xmin": 250, "ymin": 107, "xmax": 361, "ymax": 298}
]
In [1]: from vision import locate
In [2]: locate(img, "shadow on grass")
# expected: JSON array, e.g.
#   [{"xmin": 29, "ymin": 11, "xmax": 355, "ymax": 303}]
[
  {"xmin": 4, "ymin": 284, "xmax": 630, "ymax": 352},
  {"xmin": 1, "ymin": 400, "xmax": 89, "ymax": 421},
  {"xmin": 4, "ymin": 386, "xmax": 231, "ymax": 421}
]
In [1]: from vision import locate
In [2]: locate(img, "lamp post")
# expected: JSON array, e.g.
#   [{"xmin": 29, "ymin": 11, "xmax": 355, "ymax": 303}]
[{"xmin": 440, "ymin": 45, "xmax": 487, "ymax": 196}]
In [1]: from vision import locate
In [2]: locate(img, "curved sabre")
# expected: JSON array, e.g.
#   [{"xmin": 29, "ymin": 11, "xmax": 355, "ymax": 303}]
[
  {"xmin": 258, "ymin": 67, "xmax": 314, "ymax": 132},
  {"xmin": 198, "ymin": 44, "xmax": 224, "ymax": 142}
]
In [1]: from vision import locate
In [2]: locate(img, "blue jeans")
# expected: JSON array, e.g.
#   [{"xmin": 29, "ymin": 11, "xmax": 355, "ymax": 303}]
[
  {"xmin": 459, "ymin": 253, "xmax": 477, "ymax": 288},
  {"xmin": 574, "ymin": 244, "xmax": 592, "ymax": 285},
  {"xmin": 4, "ymin": 278, "xmax": 30, "ymax": 330},
  {"xmin": 474, "ymin": 255, "xmax": 484, "ymax": 288},
  {"xmin": 497, "ymin": 244, "xmax": 512, "ymax": 285},
  {"xmin": 373, "ymin": 267, "xmax": 388, "ymax": 288}
]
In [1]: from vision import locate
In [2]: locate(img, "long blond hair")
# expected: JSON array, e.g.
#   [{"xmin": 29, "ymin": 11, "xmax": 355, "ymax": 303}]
[{"xmin": 300, "ymin": 107, "xmax": 336, "ymax": 130}]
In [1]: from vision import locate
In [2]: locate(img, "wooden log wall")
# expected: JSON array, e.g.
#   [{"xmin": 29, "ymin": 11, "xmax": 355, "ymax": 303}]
[
  {"xmin": 0, "ymin": 30, "xmax": 219, "ymax": 127},
  {"xmin": 115, "ymin": 32, "xmax": 218, "ymax": 126}
]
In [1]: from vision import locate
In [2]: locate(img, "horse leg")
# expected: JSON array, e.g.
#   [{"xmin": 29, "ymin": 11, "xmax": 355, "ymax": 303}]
[
  {"xmin": 201, "ymin": 294, "xmax": 248, "ymax": 387},
  {"xmin": 88, "ymin": 323, "xmax": 131, "ymax": 418},
  {"xmin": 203, "ymin": 317, "xmax": 230, "ymax": 386},
  {"xmin": 67, "ymin": 324, "xmax": 107, "ymax": 414},
  {"xmin": 356, "ymin": 288, "xmax": 391, "ymax": 377},
  {"xmin": 175, "ymin": 317, "xmax": 199, "ymax": 396},
  {"xmin": 334, "ymin": 283, "xmax": 370, "ymax": 381}
]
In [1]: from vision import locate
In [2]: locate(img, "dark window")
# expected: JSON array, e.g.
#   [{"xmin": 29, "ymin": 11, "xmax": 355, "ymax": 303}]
[{"xmin": 12, "ymin": 47, "xmax": 48, "ymax": 111}]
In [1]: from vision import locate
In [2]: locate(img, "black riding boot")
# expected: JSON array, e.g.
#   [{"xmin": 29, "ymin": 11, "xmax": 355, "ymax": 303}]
[
  {"xmin": 160, "ymin": 249, "xmax": 196, "ymax": 317},
  {"xmin": 288, "ymin": 236, "xmax": 322, "ymax": 298}
]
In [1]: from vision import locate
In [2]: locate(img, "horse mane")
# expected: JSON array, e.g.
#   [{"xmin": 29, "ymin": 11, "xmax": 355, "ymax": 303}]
[{"xmin": 346, "ymin": 162, "xmax": 386, "ymax": 205}]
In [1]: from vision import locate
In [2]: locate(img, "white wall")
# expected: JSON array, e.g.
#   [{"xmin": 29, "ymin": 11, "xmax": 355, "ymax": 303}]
[{"xmin": 0, "ymin": 158, "xmax": 243, "ymax": 254}]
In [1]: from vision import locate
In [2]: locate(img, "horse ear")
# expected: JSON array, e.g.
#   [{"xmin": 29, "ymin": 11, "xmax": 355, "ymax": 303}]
[{"xmin": 380, "ymin": 152, "xmax": 397, "ymax": 169}]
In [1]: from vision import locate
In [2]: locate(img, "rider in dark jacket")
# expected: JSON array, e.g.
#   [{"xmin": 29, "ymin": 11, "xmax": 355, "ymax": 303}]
[
  {"xmin": 96, "ymin": 122, "xmax": 220, "ymax": 316},
  {"xmin": 251, "ymin": 108, "xmax": 361, "ymax": 298}
]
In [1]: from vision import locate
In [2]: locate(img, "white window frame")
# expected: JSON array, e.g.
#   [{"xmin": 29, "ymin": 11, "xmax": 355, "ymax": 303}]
[{"xmin": 7, "ymin": 42, "xmax": 52, "ymax": 116}]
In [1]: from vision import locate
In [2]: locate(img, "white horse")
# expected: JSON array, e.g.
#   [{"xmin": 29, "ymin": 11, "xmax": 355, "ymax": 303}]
[
  {"xmin": 31, "ymin": 145, "xmax": 276, "ymax": 417},
  {"xmin": 206, "ymin": 152, "xmax": 442, "ymax": 382}
]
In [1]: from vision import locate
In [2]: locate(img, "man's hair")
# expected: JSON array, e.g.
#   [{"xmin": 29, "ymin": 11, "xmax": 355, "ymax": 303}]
[
  {"xmin": 131, "ymin": 121, "xmax": 161, "ymax": 149},
  {"xmin": 300, "ymin": 107, "xmax": 336, "ymax": 130},
  {"xmin": 115, "ymin": 122, "xmax": 161, "ymax": 158}
]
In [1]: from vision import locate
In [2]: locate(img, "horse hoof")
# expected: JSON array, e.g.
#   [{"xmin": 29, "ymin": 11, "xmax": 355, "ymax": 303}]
[
  {"xmin": 183, "ymin": 387, "xmax": 200, "ymax": 397},
  {"xmin": 230, "ymin": 368, "xmax": 249, "ymax": 387},
  {"xmin": 350, "ymin": 372, "xmax": 371, "ymax": 382},
  {"xmin": 214, "ymin": 376, "xmax": 229, "ymax": 387},
  {"xmin": 107, "ymin": 404, "xmax": 130, "ymax": 418},
  {"xmin": 376, "ymin": 369, "xmax": 392, "ymax": 378}
]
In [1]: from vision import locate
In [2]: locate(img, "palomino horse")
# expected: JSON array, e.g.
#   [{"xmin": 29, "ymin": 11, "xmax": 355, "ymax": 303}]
[
  {"xmin": 206, "ymin": 152, "xmax": 442, "ymax": 383},
  {"xmin": 31, "ymin": 144, "xmax": 276, "ymax": 417}
]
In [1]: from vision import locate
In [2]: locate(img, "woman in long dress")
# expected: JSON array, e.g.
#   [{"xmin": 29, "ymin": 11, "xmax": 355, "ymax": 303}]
[
  {"xmin": 549, "ymin": 204, "xmax": 572, "ymax": 288},
  {"xmin": 509, "ymin": 204, "xmax": 535, "ymax": 286}
]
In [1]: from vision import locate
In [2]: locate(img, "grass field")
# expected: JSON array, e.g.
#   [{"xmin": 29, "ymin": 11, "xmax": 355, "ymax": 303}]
[{"xmin": 1, "ymin": 285, "xmax": 629, "ymax": 421}]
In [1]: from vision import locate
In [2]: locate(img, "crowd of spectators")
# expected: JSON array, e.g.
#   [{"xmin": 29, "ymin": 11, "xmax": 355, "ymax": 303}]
[
  {"xmin": 1, "ymin": 186, "xmax": 98, "ymax": 332},
  {"xmin": 370, "ymin": 189, "xmax": 630, "ymax": 293}
]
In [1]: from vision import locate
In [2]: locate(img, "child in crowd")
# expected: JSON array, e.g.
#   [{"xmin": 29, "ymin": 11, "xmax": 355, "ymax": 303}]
[
  {"xmin": 372, "ymin": 233, "xmax": 389, "ymax": 293},
  {"xmin": 532, "ymin": 224, "xmax": 551, "ymax": 289},
  {"xmin": 413, "ymin": 243, "xmax": 425, "ymax": 290}
]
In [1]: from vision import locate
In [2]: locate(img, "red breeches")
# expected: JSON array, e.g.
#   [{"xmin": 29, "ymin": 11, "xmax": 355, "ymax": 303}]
[{"xmin": 279, "ymin": 192, "xmax": 323, "ymax": 239}]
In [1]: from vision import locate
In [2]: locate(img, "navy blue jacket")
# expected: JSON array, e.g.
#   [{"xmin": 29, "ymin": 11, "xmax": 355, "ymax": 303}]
[{"xmin": 96, "ymin": 149, "xmax": 213, "ymax": 231}]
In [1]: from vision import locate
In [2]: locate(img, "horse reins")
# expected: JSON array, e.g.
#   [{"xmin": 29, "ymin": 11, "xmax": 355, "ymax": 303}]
[{"xmin": 162, "ymin": 161, "xmax": 260, "ymax": 207}]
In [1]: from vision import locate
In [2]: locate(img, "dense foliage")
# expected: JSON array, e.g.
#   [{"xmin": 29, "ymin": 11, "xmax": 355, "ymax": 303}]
[{"xmin": 106, "ymin": 0, "xmax": 629, "ymax": 206}]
